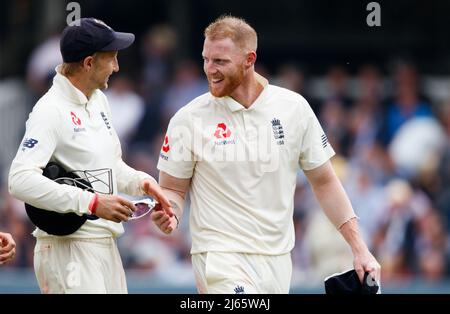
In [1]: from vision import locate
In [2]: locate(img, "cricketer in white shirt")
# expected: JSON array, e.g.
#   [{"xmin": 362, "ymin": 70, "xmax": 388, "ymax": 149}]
[
  {"xmin": 151, "ymin": 16, "xmax": 381, "ymax": 294},
  {"xmin": 8, "ymin": 66, "xmax": 164, "ymax": 293}
]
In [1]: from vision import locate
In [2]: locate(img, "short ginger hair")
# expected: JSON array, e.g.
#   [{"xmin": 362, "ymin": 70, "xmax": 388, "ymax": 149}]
[{"xmin": 204, "ymin": 15, "xmax": 257, "ymax": 52}]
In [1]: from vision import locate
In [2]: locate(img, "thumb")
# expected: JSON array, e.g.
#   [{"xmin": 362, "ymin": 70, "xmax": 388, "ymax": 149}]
[{"xmin": 141, "ymin": 180, "xmax": 150, "ymax": 193}]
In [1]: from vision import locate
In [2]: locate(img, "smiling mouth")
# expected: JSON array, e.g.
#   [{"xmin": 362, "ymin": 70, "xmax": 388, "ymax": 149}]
[{"xmin": 211, "ymin": 78, "xmax": 224, "ymax": 84}]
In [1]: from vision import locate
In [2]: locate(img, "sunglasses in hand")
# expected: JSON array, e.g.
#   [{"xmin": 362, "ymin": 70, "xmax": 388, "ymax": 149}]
[{"xmin": 128, "ymin": 198, "xmax": 157, "ymax": 220}]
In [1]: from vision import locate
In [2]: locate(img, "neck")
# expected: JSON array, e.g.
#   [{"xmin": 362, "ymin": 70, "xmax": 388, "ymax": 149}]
[
  {"xmin": 66, "ymin": 74, "xmax": 95, "ymax": 99},
  {"xmin": 230, "ymin": 71, "xmax": 264, "ymax": 108}
]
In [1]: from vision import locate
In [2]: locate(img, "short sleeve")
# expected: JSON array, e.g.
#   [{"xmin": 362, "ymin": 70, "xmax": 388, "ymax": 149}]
[
  {"xmin": 298, "ymin": 105, "xmax": 335, "ymax": 170},
  {"xmin": 157, "ymin": 110, "xmax": 196, "ymax": 179}
]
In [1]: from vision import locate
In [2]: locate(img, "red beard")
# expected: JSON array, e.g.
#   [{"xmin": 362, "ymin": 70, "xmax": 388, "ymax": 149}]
[{"xmin": 208, "ymin": 65, "xmax": 245, "ymax": 97}]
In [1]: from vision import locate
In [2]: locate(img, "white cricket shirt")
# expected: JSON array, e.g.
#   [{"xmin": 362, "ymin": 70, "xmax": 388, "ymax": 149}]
[
  {"xmin": 158, "ymin": 74, "xmax": 335, "ymax": 255},
  {"xmin": 9, "ymin": 66, "xmax": 153, "ymax": 238}
]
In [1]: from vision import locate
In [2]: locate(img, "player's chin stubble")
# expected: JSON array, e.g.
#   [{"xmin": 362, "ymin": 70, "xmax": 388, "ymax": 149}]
[{"xmin": 208, "ymin": 69, "xmax": 244, "ymax": 97}]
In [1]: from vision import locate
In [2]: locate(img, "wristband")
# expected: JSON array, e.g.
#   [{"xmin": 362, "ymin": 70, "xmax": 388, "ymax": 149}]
[{"xmin": 89, "ymin": 193, "xmax": 99, "ymax": 215}]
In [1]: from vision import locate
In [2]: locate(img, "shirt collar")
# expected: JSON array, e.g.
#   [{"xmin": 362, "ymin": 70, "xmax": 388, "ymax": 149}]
[
  {"xmin": 215, "ymin": 72, "xmax": 269, "ymax": 112},
  {"xmin": 52, "ymin": 65, "xmax": 92, "ymax": 105}
]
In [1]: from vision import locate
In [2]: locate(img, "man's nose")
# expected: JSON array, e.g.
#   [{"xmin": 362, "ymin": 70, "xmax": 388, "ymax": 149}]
[
  {"xmin": 113, "ymin": 62, "xmax": 119, "ymax": 73},
  {"xmin": 204, "ymin": 62, "xmax": 217, "ymax": 75}
]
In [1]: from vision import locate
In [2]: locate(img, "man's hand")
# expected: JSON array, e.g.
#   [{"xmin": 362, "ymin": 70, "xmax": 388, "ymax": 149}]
[
  {"xmin": 339, "ymin": 217, "xmax": 381, "ymax": 285},
  {"xmin": 95, "ymin": 194, "xmax": 136, "ymax": 223},
  {"xmin": 140, "ymin": 179, "xmax": 174, "ymax": 217},
  {"xmin": 0, "ymin": 232, "xmax": 16, "ymax": 265},
  {"xmin": 353, "ymin": 247, "xmax": 381, "ymax": 287},
  {"xmin": 150, "ymin": 208, "xmax": 178, "ymax": 234}
]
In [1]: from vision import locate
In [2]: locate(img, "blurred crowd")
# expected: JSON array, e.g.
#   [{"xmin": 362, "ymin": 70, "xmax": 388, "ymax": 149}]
[{"xmin": 1, "ymin": 24, "xmax": 450, "ymax": 288}]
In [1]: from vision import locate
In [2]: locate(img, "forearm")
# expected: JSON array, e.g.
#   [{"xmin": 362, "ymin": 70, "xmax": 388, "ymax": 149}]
[
  {"xmin": 162, "ymin": 187, "xmax": 185, "ymax": 221},
  {"xmin": 310, "ymin": 172, "xmax": 356, "ymax": 229},
  {"xmin": 116, "ymin": 159, "xmax": 156, "ymax": 195},
  {"xmin": 158, "ymin": 171, "xmax": 190, "ymax": 224},
  {"xmin": 338, "ymin": 217, "xmax": 368, "ymax": 254},
  {"xmin": 9, "ymin": 161, "xmax": 92, "ymax": 215}
]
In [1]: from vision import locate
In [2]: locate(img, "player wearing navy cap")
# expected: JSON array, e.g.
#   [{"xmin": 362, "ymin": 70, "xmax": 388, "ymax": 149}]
[{"xmin": 9, "ymin": 18, "xmax": 173, "ymax": 293}]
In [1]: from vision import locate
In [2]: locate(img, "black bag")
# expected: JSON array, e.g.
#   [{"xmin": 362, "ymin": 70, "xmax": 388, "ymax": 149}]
[{"xmin": 24, "ymin": 162, "xmax": 99, "ymax": 236}]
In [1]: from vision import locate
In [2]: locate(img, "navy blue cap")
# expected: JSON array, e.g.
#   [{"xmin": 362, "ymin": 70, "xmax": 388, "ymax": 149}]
[{"xmin": 60, "ymin": 18, "xmax": 135, "ymax": 63}]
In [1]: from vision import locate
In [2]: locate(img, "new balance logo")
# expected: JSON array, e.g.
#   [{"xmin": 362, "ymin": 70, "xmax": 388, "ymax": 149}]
[
  {"xmin": 234, "ymin": 285, "xmax": 245, "ymax": 294},
  {"xmin": 22, "ymin": 138, "xmax": 38, "ymax": 150}
]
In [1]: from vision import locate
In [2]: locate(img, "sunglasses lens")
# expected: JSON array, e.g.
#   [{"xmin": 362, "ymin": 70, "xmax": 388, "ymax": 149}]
[{"xmin": 132, "ymin": 203, "xmax": 151, "ymax": 218}]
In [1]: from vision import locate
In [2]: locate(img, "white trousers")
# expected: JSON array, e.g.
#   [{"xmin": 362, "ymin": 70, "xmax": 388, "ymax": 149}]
[
  {"xmin": 192, "ymin": 252, "xmax": 292, "ymax": 294},
  {"xmin": 34, "ymin": 237, "xmax": 127, "ymax": 294}
]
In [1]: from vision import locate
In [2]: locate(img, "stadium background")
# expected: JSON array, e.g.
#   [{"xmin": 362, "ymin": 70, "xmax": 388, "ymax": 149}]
[{"xmin": 1, "ymin": 0, "xmax": 450, "ymax": 293}]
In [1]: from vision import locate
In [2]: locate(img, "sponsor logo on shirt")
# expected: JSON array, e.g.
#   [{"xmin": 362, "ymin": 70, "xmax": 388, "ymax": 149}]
[
  {"xmin": 162, "ymin": 135, "xmax": 170, "ymax": 153},
  {"xmin": 71, "ymin": 111, "xmax": 86, "ymax": 132},
  {"xmin": 160, "ymin": 135, "xmax": 169, "ymax": 160},
  {"xmin": 71, "ymin": 111, "xmax": 81, "ymax": 126},
  {"xmin": 21, "ymin": 138, "xmax": 38, "ymax": 151},
  {"xmin": 214, "ymin": 123, "xmax": 235, "ymax": 145},
  {"xmin": 271, "ymin": 118, "xmax": 285, "ymax": 145}
]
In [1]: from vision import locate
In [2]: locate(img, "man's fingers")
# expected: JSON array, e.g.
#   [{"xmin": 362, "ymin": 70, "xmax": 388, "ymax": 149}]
[
  {"xmin": 355, "ymin": 268, "xmax": 365, "ymax": 283},
  {"xmin": 0, "ymin": 233, "xmax": 15, "ymax": 248},
  {"xmin": 0, "ymin": 242, "xmax": 15, "ymax": 254},
  {"xmin": 150, "ymin": 210, "xmax": 164, "ymax": 221},
  {"xmin": 157, "ymin": 194, "xmax": 173, "ymax": 216},
  {"xmin": 118, "ymin": 197, "xmax": 136, "ymax": 212},
  {"xmin": 156, "ymin": 214, "xmax": 169, "ymax": 226},
  {"xmin": 0, "ymin": 250, "xmax": 15, "ymax": 263},
  {"xmin": 142, "ymin": 180, "xmax": 173, "ymax": 216}
]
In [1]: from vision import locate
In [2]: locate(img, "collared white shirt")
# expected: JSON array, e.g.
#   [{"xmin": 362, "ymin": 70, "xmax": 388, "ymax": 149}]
[
  {"xmin": 158, "ymin": 74, "xmax": 335, "ymax": 255},
  {"xmin": 9, "ymin": 65, "xmax": 152, "ymax": 238}
]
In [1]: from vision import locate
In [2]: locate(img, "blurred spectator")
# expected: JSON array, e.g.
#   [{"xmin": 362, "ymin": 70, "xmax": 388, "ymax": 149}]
[
  {"xmin": 345, "ymin": 166, "xmax": 387, "ymax": 249},
  {"xmin": 301, "ymin": 209, "xmax": 354, "ymax": 283},
  {"xmin": 319, "ymin": 99, "xmax": 348, "ymax": 155},
  {"xmin": 380, "ymin": 62, "xmax": 434, "ymax": 145},
  {"xmin": 388, "ymin": 117, "xmax": 447, "ymax": 179},
  {"xmin": 161, "ymin": 59, "xmax": 208, "ymax": 124},
  {"xmin": 414, "ymin": 209, "xmax": 448, "ymax": 281},
  {"xmin": 26, "ymin": 34, "xmax": 62, "ymax": 98},
  {"xmin": 274, "ymin": 63, "xmax": 306, "ymax": 94},
  {"xmin": 140, "ymin": 24, "xmax": 177, "ymax": 104},
  {"xmin": 373, "ymin": 179, "xmax": 431, "ymax": 282},
  {"xmin": 105, "ymin": 75, "xmax": 145, "ymax": 152},
  {"xmin": 434, "ymin": 101, "xmax": 450, "ymax": 233},
  {"xmin": 322, "ymin": 65, "xmax": 352, "ymax": 109}
]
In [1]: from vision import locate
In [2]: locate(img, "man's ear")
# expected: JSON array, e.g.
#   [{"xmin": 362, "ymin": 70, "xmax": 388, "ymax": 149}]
[
  {"xmin": 245, "ymin": 51, "xmax": 257, "ymax": 69},
  {"xmin": 82, "ymin": 55, "xmax": 95, "ymax": 71}
]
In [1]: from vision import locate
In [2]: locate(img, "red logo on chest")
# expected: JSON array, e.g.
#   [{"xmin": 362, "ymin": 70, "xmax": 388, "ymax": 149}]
[
  {"xmin": 214, "ymin": 123, "xmax": 231, "ymax": 139},
  {"xmin": 70, "ymin": 111, "xmax": 82, "ymax": 126}
]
